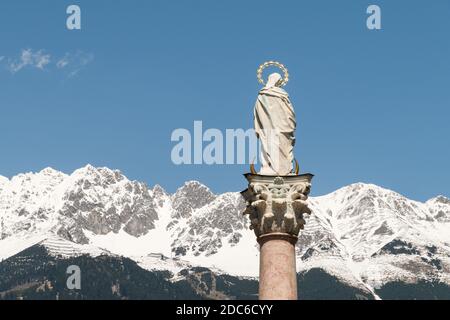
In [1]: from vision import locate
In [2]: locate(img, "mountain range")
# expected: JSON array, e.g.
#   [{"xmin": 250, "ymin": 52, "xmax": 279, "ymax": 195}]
[{"xmin": 1, "ymin": 165, "xmax": 450, "ymax": 300}]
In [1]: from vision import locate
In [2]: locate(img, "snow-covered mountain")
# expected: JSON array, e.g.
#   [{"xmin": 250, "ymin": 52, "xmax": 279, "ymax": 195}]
[{"xmin": 1, "ymin": 165, "xmax": 450, "ymax": 298}]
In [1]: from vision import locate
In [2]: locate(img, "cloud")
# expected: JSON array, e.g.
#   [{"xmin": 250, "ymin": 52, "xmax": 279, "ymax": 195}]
[
  {"xmin": 8, "ymin": 49, "xmax": 51, "ymax": 73},
  {"xmin": 56, "ymin": 57, "xmax": 69, "ymax": 69},
  {"xmin": 2, "ymin": 49, "xmax": 93, "ymax": 78},
  {"xmin": 56, "ymin": 51, "xmax": 94, "ymax": 78}
]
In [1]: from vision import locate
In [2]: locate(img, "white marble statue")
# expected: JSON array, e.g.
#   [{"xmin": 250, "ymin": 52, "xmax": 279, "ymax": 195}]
[{"xmin": 254, "ymin": 72, "xmax": 296, "ymax": 176}]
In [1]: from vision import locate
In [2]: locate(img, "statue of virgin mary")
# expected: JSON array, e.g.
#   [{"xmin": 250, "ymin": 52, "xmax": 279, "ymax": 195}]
[{"xmin": 254, "ymin": 72, "xmax": 296, "ymax": 176}]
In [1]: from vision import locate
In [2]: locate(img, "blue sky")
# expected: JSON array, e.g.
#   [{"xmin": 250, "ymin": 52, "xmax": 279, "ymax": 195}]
[{"xmin": 0, "ymin": 0, "xmax": 449, "ymax": 201}]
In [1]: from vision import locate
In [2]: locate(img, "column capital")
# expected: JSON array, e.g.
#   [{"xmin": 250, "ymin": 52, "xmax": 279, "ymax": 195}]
[{"xmin": 241, "ymin": 173, "xmax": 314, "ymax": 241}]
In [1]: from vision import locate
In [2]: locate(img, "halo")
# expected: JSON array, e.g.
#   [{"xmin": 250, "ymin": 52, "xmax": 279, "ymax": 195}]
[{"xmin": 257, "ymin": 61, "xmax": 289, "ymax": 87}]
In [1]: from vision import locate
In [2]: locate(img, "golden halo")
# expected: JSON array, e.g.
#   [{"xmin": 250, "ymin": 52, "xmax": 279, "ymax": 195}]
[{"xmin": 257, "ymin": 61, "xmax": 289, "ymax": 87}]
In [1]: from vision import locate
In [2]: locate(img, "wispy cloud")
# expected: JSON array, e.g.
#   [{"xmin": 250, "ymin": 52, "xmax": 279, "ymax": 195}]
[
  {"xmin": 56, "ymin": 57, "xmax": 69, "ymax": 69},
  {"xmin": 56, "ymin": 51, "xmax": 94, "ymax": 78},
  {"xmin": 1, "ymin": 49, "xmax": 93, "ymax": 78},
  {"xmin": 7, "ymin": 49, "xmax": 51, "ymax": 73}
]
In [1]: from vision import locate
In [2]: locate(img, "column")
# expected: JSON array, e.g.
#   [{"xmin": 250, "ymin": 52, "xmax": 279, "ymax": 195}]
[{"xmin": 241, "ymin": 174, "xmax": 313, "ymax": 300}]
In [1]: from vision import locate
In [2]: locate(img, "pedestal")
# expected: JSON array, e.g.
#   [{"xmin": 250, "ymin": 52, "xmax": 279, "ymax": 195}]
[{"xmin": 241, "ymin": 174, "xmax": 313, "ymax": 300}]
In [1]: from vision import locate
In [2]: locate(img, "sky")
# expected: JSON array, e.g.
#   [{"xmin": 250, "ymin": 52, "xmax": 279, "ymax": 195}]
[{"xmin": 0, "ymin": 0, "xmax": 449, "ymax": 201}]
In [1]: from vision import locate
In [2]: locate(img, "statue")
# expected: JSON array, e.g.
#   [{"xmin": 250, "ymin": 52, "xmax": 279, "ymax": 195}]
[
  {"xmin": 242, "ymin": 61, "xmax": 314, "ymax": 300},
  {"xmin": 254, "ymin": 61, "xmax": 296, "ymax": 176}
]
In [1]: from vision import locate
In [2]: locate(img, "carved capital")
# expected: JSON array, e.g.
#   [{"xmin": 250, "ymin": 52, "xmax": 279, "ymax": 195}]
[{"xmin": 241, "ymin": 173, "xmax": 313, "ymax": 241}]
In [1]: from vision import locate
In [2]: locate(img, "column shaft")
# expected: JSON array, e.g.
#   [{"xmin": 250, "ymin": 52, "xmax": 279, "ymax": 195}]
[{"xmin": 258, "ymin": 234, "xmax": 298, "ymax": 300}]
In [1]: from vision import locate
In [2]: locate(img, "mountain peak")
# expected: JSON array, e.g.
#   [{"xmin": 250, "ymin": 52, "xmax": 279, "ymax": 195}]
[
  {"xmin": 174, "ymin": 181, "xmax": 215, "ymax": 198},
  {"xmin": 38, "ymin": 167, "xmax": 67, "ymax": 180},
  {"xmin": 73, "ymin": 164, "xmax": 120, "ymax": 174},
  {"xmin": 71, "ymin": 164, "xmax": 97, "ymax": 178},
  {"xmin": 84, "ymin": 164, "xmax": 95, "ymax": 170},
  {"xmin": 152, "ymin": 184, "xmax": 168, "ymax": 196},
  {"xmin": 73, "ymin": 164, "xmax": 98, "ymax": 174},
  {"xmin": 183, "ymin": 180, "xmax": 210, "ymax": 189},
  {"xmin": 427, "ymin": 195, "xmax": 450, "ymax": 205},
  {"xmin": 171, "ymin": 181, "xmax": 216, "ymax": 218},
  {"xmin": 70, "ymin": 165, "xmax": 127, "ymax": 186},
  {"xmin": 0, "ymin": 175, "xmax": 9, "ymax": 185},
  {"xmin": 345, "ymin": 182, "xmax": 395, "ymax": 193},
  {"xmin": 317, "ymin": 183, "xmax": 398, "ymax": 204},
  {"xmin": 39, "ymin": 167, "xmax": 60, "ymax": 174}
]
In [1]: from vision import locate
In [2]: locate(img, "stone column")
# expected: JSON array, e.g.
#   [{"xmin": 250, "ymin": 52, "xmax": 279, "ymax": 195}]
[{"xmin": 241, "ymin": 174, "xmax": 313, "ymax": 300}]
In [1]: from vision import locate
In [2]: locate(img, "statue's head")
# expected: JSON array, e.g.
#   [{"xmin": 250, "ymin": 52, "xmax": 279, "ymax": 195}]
[{"xmin": 265, "ymin": 73, "xmax": 283, "ymax": 88}]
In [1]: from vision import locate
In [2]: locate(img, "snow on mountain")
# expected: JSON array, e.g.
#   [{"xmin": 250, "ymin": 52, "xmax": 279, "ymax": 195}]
[
  {"xmin": 56, "ymin": 165, "xmax": 160, "ymax": 244},
  {"xmin": 302, "ymin": 183, "xmax": 450, "ymax": 292},
  {"xmin": 1, "ymin": 166, "xmax": 450, "ymax": 292},
  {"xmin": 40, "ymin": 236, "xmax": 111, "ymax": 258}
]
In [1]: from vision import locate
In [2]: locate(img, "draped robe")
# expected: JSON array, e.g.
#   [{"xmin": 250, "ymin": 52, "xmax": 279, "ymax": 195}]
[{"xmin": 253, "ymin": 73, "xmax": 296, "ymax": 176}]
